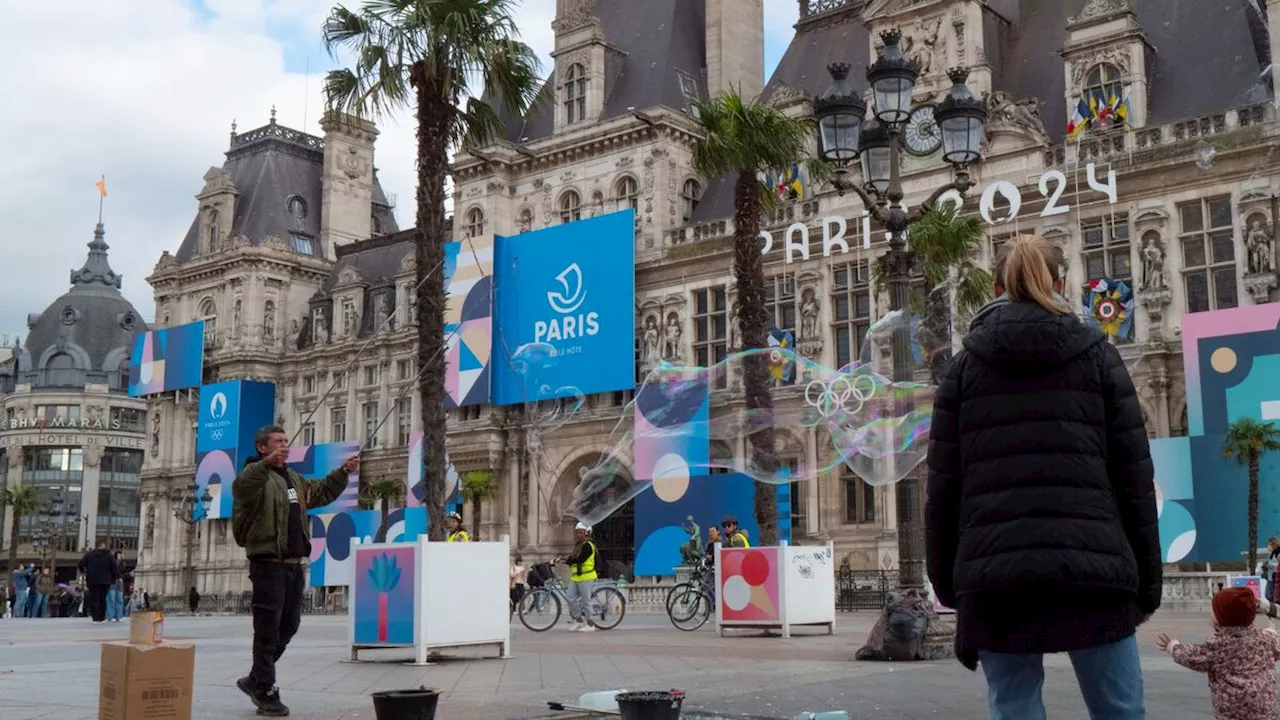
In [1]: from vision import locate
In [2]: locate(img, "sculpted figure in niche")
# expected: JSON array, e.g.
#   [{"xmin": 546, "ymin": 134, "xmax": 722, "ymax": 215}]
[
  {"xmin": 343, "ymin": 301, "xmax": 357, "ymax": 337},
  {"xmin": 728, "ymin": 303, "xmax": 741, "ymax": 351},
  {"xmin": 913, "ymin": 17, "xmax": 942, "ymax": 77},
  {"xmin": 1141, "ymin": 236, "xmax": 1166, "ymax": 290},
  {"xmin": 313, "ymin": 311, "xmax": 330, "ymax": 345},
  {"xmin": 375, "ymin": 294, "xmax": 393, "ymax": 332},
  {"xmin": 150, "ymin": 410, "xmax": 161, "ymax": 457},
  {"xmin": 641, "ymin": 315, "xmax": 660, "ymax": 363},
  {"xmin": 263, "ymin": 301, "xmax": 275, "ymax": 341},
  {"xmin": 800, "ymin": 288, "xmax": 820, "ymax": 340},
  {"xmin": 144, "ymin": 505, "xmax": 156, "ymax": 548},
  {"xmin": 1247, "ymin": 218, "xmax": 1274, "ymax": 274},
  {"xmin": 663, "ymin": 312, "xmax": 683, "ymax": 361},
  {"xmin": 233, "ymin": 299, "xmax": 242, "ymax": 335}
]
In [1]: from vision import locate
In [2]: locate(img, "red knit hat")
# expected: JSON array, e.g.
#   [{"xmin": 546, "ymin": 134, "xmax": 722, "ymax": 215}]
[{"xmin": 1213, "ymin": 587, "xmax": 1257, "ymax": 627}]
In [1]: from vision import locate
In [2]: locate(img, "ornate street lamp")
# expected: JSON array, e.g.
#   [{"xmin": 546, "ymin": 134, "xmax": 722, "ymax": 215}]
[
  {"xmin": 814, "ymin": 63, "xmax": 866, "ymax": 163},
  {"xmin": 172, "ymin": 482, "xmax": 213, "ymax": 596},
  {"xmin": 813, "ymin": 30, "xmax": 987, "ymax": 602}
]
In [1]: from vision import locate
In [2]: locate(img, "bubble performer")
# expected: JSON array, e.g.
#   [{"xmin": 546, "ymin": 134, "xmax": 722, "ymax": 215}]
[{"xmin": 924, "ymin": 235, "xmax": 1160, "ymax": 717}]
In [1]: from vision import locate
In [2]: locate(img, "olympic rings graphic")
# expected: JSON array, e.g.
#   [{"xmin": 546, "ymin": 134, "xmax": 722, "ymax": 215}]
[{"xmin": 804, "ymin": 374, "xmax": 877, "ymax": 418}]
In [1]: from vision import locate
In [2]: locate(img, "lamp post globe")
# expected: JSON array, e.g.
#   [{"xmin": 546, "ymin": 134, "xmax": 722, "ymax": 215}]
[
  {"xmin": 858, "ymin": 119, "xmax": 892, "ymax": 197},
  {"xmin": 935, "ymin": 67, "xmax": 988, "ymax": 167},
  {"xmin": 815, "ymin": 62, "xmax": 866, "ymax": 163},
  {"xmin": 866, "ymin": 29, "xmax": 919, "ymax": 125}
]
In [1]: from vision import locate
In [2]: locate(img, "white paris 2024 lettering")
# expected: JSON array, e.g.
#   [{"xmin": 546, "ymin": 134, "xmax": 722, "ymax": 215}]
[
  {"xmin": 761, "ymin": 163, "xmax": 1118, "ymax": 263},
  {"xmin": 534, "ymin": 312, "xmax": 600, "ymax": 343}
]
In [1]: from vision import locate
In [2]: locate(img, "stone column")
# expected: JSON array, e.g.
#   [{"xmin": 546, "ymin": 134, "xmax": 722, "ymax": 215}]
[
  {"xmin": 81, "ymin": 445, "xmax": 104, "ymax": 548},
  {"xmin": 804, "ymin": 428, "xmax": 820, "ymax": 536}
]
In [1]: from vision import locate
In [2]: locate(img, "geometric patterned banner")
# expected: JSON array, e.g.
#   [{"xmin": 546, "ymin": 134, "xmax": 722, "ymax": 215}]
[{"xmin": 444, "ymin": 236, "xmax": 493, "ymax": 408}]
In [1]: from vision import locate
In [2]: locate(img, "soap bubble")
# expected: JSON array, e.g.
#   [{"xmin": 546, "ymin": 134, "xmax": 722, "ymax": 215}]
[{"xmin": 564, "ymin": 310, "xmax": 942, "ymax": 527}]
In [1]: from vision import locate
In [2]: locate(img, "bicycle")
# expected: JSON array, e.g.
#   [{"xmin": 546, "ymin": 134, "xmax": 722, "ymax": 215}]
[
  {"xmin": 517, "ymin": 559, "xmax": 627, "ymax": 632},
  {"xmin": 665, "ymin": 557, "xmax": 715, "ymax": 631}
]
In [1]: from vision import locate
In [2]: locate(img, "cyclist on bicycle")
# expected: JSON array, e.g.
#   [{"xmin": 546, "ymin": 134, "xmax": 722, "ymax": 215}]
[
  {"xmin": 446, "ymin": 512, "xmax": 470, "ymax": 542},
  {"xmin": 722, "ymin": 516, "xmax": 750, "ymax": 548},
  {"xmin": 563, "ymin": 522, "xmax": 598, "ymax": 632}
]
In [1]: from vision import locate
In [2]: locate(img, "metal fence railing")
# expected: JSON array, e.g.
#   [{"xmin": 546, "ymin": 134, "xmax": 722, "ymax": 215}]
[
  {"xmin": 145, "ymin": 590, "xmax": 345, "ymax": 616},
  {"xmin": 835, "ymin": 568, "xmax": 894, "ymax": 611}
]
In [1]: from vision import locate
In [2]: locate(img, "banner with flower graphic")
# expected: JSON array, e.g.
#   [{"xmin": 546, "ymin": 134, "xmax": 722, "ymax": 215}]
[{"xmin": 1084, "ymin": 278, "xmax": 1135, "ymax": 339}]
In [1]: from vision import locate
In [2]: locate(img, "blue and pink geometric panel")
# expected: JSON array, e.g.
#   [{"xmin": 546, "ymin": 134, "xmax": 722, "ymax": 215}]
[
  {"xmin": 309, "ymin": 506, "xmax": 428, "ymax": 587},
  {"xmin": 444, "ymin": 237, "xmax": 493, "ymax": 408},
  {"xmin": 293, "ymin": 441, "xmax": 360, "ymax": 514},
  {"xmin": 128, "ymin": 320, "xmax": 206, "ymax": 397}
]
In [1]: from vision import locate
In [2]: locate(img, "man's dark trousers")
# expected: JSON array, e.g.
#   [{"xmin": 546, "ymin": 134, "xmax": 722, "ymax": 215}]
[
  {"xmin": 87, "ymin": 584, "xmax": 109, "ymax": 622},
  {"xmin": 248, "ymin": 559, "xmax": 305, "ymax": 692}
]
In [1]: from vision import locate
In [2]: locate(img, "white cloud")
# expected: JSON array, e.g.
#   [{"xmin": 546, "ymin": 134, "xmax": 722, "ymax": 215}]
[{"xmin": 0, "ymin": 0, "xmax": 787, "ymax": 338}]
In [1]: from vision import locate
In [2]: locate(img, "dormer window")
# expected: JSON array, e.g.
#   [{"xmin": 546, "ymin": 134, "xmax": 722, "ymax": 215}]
[
  {"xmin": 559, "ymin": 190, "xmax": 582, "ymax": 224},
  {"xmin": 1085, "ymin": 63, "xmax": 1124, "ymax": 108},
  {"xmin": 291, "ymin": 234, "xmax": 315, "ymax": 255},
  {"xmin": 682, "ymin": 179, "xmax": 703, "ymax": 223},
  {"xmin": 614, "ymin": 176, "xmax": 638, "ymax": 212},
  {"xmin": 208, "ymin": 210, "xmax": 221, "ymax": 252},
  {"xmin": 465, "ymin": 207, "xmax": 486, "ymax": 238},
  {"xmin": 564, "ymin": 63, "xmax": 587, "ymax": 125}
]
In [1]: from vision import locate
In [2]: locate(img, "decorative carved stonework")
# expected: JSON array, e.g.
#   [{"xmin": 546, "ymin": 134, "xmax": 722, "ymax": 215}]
[
  {"xmin": 770, "ymin": 84, "xmax": 807, "ymax": 107},
  {"xmin": 552, "ymin": 0, "xmax": 597, "ymax": 32},
  {"xmin": 798, "ymin": 286, "xmax": 823, "ymax": 359},
  {"xmin": 662, "ymin": 311, "xmax": 683, "ymax": 362},
  {"xmin": 1070, "ymin": 0, "xmax": 1130, "ymax": 25},
  {"xmin": 150, "ymin": 410, "xmax": 161, "ymax": 457},
  {"xmin": 728, "ymin": 302, "xmax": 742, "ymax": 352},
  {"xmin": 640, "ymin": 312, "xmax": 661, "ymax": 366},
  {"xmin": 83, "ymin": 446, "xmax": 103, "ymax": 468},
  {"xmin": 985, "ymin": 91, "xmax": 1050, "ymax": 146},
  {"xmin": 339, "ymin": 146, "xmax": 369, "ymax": 180},
  {"xmin": 616, "ymin": 156, "xmax": 633, "ymax": 169},
  {"xmin": 1139, "ymin": 233, "xmax": 1166, "ymax": 291},
  {"xmin": 1137, "ymin": 286, "xmax": 1172, "ymax": 342},
  {"xmin": 1070, "ymin": 45, "xmax": 1131, "ymax": 87},
  {"xmin": 1245, "ymin": 214, "xmax": 1274, "ymax": 275},
  {"xmin": 7, "ymin": 448, "xmax": 23, "ymax": 469},
  {"xmin": 1244, "ymin": 272, "xmax": 1279, "ymax": 304}
]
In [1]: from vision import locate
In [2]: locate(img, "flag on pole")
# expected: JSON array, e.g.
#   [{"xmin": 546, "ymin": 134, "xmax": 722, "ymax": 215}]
[
  {"xmin": 1067, "ymin": 97, "xmax": 1090, "ymax": 140},
  {"xmin": 1112, "ymin": 96, "xmax": 1131, "ymax": 127},
  {"xmin": 95, "ymin": 176, "xmax": 108, "ymax": 197}
]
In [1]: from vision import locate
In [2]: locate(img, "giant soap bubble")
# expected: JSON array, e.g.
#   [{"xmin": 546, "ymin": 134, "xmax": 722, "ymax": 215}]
[{"xmin": 564, "ymin": 310, "xmax": 941, "ymax": 527}]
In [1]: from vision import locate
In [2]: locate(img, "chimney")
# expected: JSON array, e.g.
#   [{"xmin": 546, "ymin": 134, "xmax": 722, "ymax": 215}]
[{"xmin": 706, "ymin": 0, "xmax": 765, "ymax": 99}]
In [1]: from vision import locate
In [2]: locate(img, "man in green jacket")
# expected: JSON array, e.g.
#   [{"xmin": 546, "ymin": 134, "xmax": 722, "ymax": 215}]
[{"xmin": 232, "ymin": 425, "xmax": 357, "ymax": 717}]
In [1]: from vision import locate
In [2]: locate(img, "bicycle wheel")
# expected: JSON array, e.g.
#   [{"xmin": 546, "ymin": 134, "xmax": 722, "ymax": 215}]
[
  {"xmin": 664, "ymin": 582, "xmax": 694, "ymax": 613},
  {"xmin": 669, "ymin": 587, "xmax": 711, "ymax": 632},
  {"xmin": 589, "ymin": 586, "xmax": 626, "ymax": 630},
  {"xmin": 518, "ymin": 588, "xmax": 561, "ymax": 632}
]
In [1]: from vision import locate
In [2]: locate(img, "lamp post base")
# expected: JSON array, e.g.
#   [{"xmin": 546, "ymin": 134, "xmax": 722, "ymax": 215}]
[{"xmin": 854, "ymin": 590, "xmax": 956, "ymax": 662}]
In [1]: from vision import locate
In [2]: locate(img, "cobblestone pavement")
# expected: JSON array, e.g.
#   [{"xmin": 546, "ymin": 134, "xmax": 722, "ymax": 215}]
[{"xmin": 0, "ymin": 611, "xmax": 1228, "ymax": 719}]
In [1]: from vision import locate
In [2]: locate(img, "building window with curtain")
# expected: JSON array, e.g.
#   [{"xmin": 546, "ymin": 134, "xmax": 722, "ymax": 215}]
[
  {"xmin": 362, "ymin": 401, "xmax": 380, "ymax": 449},
  {"xmin": 1180, "ymin": 196, "xmax": 1239, "ymax": 312},
  {"xmin": 396, "ymin": 399, "xmax": 412, "ymax": 447},
  {"xmin": 843, "ymin": 468, "xmax": 876, "ymax": 525},
  {"xmin": 830, "ymin": 261, "xmax": 872, "ymax": 369},
  {"xmin": 563, "ymin": 63, "xmax": 587, "ymax": 124},
  {"xmin": 331, "ymin": 407, "xmax": 347, "ymax": 442},
  {"xmin": 300, "ymin": 420, "xmax": 315, "ymax": 446},
  {"xmin": 559, "ymin": 190, "xmax": 582, "ymax": 224},
  {"xmin": 682, "ymin": 179, "xmax": 702, "ymax": 223},
  {"xmin": 614, "ymin": 176, "xmax": 638, "ymax": 212},
  {"xmin": 465, "ymin": 207, "xmax": 486, "ymax": 238},
  {"xmin": 692, "ymin": 286, "xmax": 728, "ymax": 390}
]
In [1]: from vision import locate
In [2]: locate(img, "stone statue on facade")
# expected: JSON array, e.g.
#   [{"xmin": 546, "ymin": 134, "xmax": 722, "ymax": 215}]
[
  {"xmin": 1141, "ymin": 236, "xmax": 1166, "ymax": 290},
  {"xmin": 662, "ymin": 312, "xmax": 683, "ymax": 361},
  {"xmin": 314, "ymin": 312, "xmax": 330, "ymax": 345},
  {"xmin": 641, "ymin": 315, "xmax": 661, "ymax": 364},
  {"xmin": 728, "ymin": 303, "xmax": 742, "ymax": 351},
  {"xmin": 144, "ymin": 505, "xmax": 156, "ymax": 548},
  {"xmin": 150, "ymin": 410, "xmax": 161, "ymax": 457},
  {"xmin": 343, "ymin": 302, "xmax": 357, "ymax": 338},
  {"xmin": 1247, "ymin": 219, "xmax": 1274, "ymax": 275},
  {"xmin": 376, "ymin": 294, "xmax": 392, "ymax": 332},
  {"xmin": 799, "ymin": 288, "xmax": 820, "ymax": 341},
  {"xmin": 263, "ymin": 303, "xmax": 275, "ymax": 341},
  {"xmin": 913, "ymin": 17, "xmax": 943, "ymax": 78},
  {"xmin": 679, "ymin": 515, "xmax": 703, "ymax": 566},
  {"xmin": 987, "ymin": 91, "xmax": 1050, "ymax": 143},
  {"xmin": 233, "ymin": 299, "xmax": 242, "ymax": 335}
]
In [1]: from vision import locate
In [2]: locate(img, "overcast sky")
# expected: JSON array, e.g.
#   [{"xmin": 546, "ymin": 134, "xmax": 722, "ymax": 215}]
[{"xmin": 0, "ymin": 0, "xmax": 799, "ymax": 338}]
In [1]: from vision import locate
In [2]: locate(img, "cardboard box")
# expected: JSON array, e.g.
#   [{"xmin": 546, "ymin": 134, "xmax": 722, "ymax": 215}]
[
  {"xmin": 129, "ymin": 610, "xmax": 164, "ymax": 645},
  {"xmin": 99, "ymin": 642, "xmax": 195, "ymax": 720}
]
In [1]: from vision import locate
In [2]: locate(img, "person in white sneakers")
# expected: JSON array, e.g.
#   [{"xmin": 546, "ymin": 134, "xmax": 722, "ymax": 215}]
[{"xmin": 563, "ymin": 523, "xmax": 598, "ymax": 632}]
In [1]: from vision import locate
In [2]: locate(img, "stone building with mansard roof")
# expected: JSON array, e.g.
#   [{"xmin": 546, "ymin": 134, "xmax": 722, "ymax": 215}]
[{"xmin": 139, "ymin": 0, "xmax": 1280, "ymax": 595}]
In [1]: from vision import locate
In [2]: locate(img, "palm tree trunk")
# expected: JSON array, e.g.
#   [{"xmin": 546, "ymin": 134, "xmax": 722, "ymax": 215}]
[
  {"xmin": 732, "ymin": 172, "xmax": 778, "ymax": 545},
  {"xmin": 1249, "ymin": 454, "xmax": 1261, "ymax": 574},
  {"xmin": 375, "ymin": 498, "xmax": 389, "ymax": 544},
  {"xmin": 411, "ymin": 60, "xmax": 452, "ymax": 542},
  {"xmin": 472, "ymin": 497, "xmax": 482, "ymax": 539},
  {"xmin": 7, "ymin": 512, "xmax": 20, "ymax": 573}
]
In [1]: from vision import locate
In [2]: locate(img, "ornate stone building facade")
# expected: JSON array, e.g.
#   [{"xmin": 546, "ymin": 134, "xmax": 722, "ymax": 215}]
[
  {"xmin": 0, "ymin": 225, "xmax": 148, "ymax": 581},
  {"xmin": 140, "ymin": 0, "xmax": 1280, "ymax": 593}
]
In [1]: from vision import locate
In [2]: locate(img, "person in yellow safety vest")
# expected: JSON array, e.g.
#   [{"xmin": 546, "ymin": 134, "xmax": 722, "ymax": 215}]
[
  {"xmin": 446, "ymin": 512, "xmax": 470, "ymax": 543},
  {"xmin": 562, "ymin": 522, "xmax": 598, "ymax": 632},
  {"xmin": 722, "ymin": 515, "xmax": 750, "ymax": 548}
]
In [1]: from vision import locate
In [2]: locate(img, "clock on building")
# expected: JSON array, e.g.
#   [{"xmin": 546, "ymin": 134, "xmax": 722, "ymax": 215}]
[{"xmin": 903, "ymin": 104, "xmax": 942, "ymax": 157}]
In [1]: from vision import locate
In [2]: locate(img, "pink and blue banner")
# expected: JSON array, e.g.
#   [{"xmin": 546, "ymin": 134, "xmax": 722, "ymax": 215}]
[
  {"xmin": 128, "ymin": 320, "xmax": 206, "ymax": 397},
  {"xmin": 353, "ymin": 546, "xmax": 416, "ymax": 646},
  {"xmin": 194, "ymin": 379, "xmax": 276, "ymax": 520}
]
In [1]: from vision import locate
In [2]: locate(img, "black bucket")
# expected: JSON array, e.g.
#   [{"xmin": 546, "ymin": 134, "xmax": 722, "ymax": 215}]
[
  {"xmin": 616, "ymin": 690, "xmax": 685, "ymax": 720},
  {"xmin": 371, "ymin": 687, "xmax": 440, "ymax": 720}
]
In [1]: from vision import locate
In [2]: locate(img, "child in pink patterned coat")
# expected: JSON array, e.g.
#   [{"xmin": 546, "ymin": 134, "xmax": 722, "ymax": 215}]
[{"xmin": 1157, "ymin": 587, "xmax": 1280, "ymax": 720}]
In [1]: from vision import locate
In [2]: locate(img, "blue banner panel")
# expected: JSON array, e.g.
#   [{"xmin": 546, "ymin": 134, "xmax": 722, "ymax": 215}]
[
  {"xmin": 295, "ymin": 441, "xmax": 361, "ymax": 514},
  {"xmin": 128, "ymin": 320, "xmax": 205, "ymax": 396},
  {"xmin": 634, "ymin": 473, "xmax": 770, "ymax": 577},
  {"xmin": 195, "ymin": 379, "xmax": 276, "ymax": 519},
  {"xmin": 492, "ymin": 210, "xmax": 636, "ymax": 404}
]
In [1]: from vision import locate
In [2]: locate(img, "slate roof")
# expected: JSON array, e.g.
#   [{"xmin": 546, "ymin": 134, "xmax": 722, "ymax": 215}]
[
  {"xmin": 173, "ymin": 118, "xmax": 399, "ymax": 262},
  {"xmin": 19, "ymin": 223, "xmax": 148, "ymax": 383},
  {"xmin": 694, "ymin": 0, "xmax": 1272, "ymax": 222},
  {"xmin": 495, "ymin": 0, "xmax": 708, "ymax": 143}
]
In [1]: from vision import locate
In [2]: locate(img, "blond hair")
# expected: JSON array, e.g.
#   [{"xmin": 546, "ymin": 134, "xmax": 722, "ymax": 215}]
[{"xmin": 994, "ymin": 235, "xmax": 1071, "ymax": 314}]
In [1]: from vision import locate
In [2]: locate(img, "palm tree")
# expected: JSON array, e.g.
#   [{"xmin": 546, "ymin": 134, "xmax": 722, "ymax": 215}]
[
  {"xmin": 324, "ymin": 0, "xmax": 540, "ymax": 540},
  {"xmin": 1223, "ymin": 418, "xmax": 1280, "ymax": 574},
  {"xmin": 461, "ymin": 470, "xmax": 496, "ymax": 539},
  {"xmin": 0, "ymin": 484, "xmax": 41, "ymax": 573},
  {"xmin": 361, "ymin": 478, "xmax": 407, "ymax": 543},
  {"xmin": 691, "ymin": 90, "xmax": 826, "ymax": 545},
  {"xmin": 894, "ymin": 205, "xmax": 993, "ymax": 383}
]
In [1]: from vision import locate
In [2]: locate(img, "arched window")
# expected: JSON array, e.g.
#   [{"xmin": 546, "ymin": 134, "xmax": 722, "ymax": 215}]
[
  {"xmin": 46, "ymin": 353, "xmax": 78, "ymax": 387},
  {"xmin": 614, "ymin": 176, "xmax": 639, "ymax": 212},
  {"xmin": 1085, "ymin": 63, "xmax": 1124, "ymax": 111},
  {"xmin": 563, "ymin": 63, "xmax": 588, "ymax": 124},
  {"xmin": 199, "ymin": 298, "xmax": 218, "ymax": 341},
  {"xmin": 208, "ymin": 210, "xmax": 221, "ymax": 252},
  {"xmin": 682, "ymin": 179, "xmax": 703, "ymax": 222},
  {"xmin": 559, "ymin": 190, "xmax": 582, "ymax": 224},
  {"xmin": 517, "ymin": 208, "xmax": 534, "ymax": 234},
  {"xmin": 465, "ymin": 207, "xmax": 486, "ymax": 238},
  {"xmin": 287, "ymin": 195, "xmax": 308, "ymax": 220}
]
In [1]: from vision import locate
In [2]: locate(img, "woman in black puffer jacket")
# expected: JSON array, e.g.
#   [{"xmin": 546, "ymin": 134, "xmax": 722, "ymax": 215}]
[{"xmin": 925, "ymin": 235, "xmax": 1159, "ymax": 720}]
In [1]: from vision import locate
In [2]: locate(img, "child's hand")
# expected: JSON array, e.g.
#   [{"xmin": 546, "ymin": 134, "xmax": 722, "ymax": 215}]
[{"xmin": 1156, "ymin": 633, "xmax": 1174, "ymax": 652}]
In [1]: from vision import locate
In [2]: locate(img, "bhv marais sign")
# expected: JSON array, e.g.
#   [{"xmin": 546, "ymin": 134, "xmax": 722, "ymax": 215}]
[{"xmin": 762, "ymin": 163, "xmax": 1119, "ymax": 263}]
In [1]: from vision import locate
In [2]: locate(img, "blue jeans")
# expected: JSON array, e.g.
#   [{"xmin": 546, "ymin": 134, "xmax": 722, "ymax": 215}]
[
  {"xmin": 11, "ymin": 589, "xmax": 27, "ymax": 618},
  {"xmin": 980, "ymin": 635, "xmax": 1145, "ymax": 720},
  {"xmin": 29, "ymin": 593, "xmax": 47, "ymax": 618},
  {"xmin": 107, "ymin": 587, "xmax": 124, "ymax": 621}
]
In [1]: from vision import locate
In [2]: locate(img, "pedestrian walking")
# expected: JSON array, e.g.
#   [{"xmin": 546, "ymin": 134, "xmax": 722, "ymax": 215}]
[
  {"xmin": 31, "ymin": 567, "xmax": 55, "ymax": 618},
  {"xmin": 78, "ymin": 540, "xmax": 119, "ymax": 624},
  {"xmin": 106, "ymin": 551, "xmax": 125, "ymax": 622},
  {"xmin": 925, "ymin": 235, "xmax": 1161, "ymax": 720},
  {"xmin": 231, "ymin": 424, "xmax": 357, "ymax": 717},
  {"xmin": 10, "ymin": 564, "xmax": 31, "ymax": 619},
  {"xmin": 562, "ymin": 522, "xmax": 598, "ymax": 633}
]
